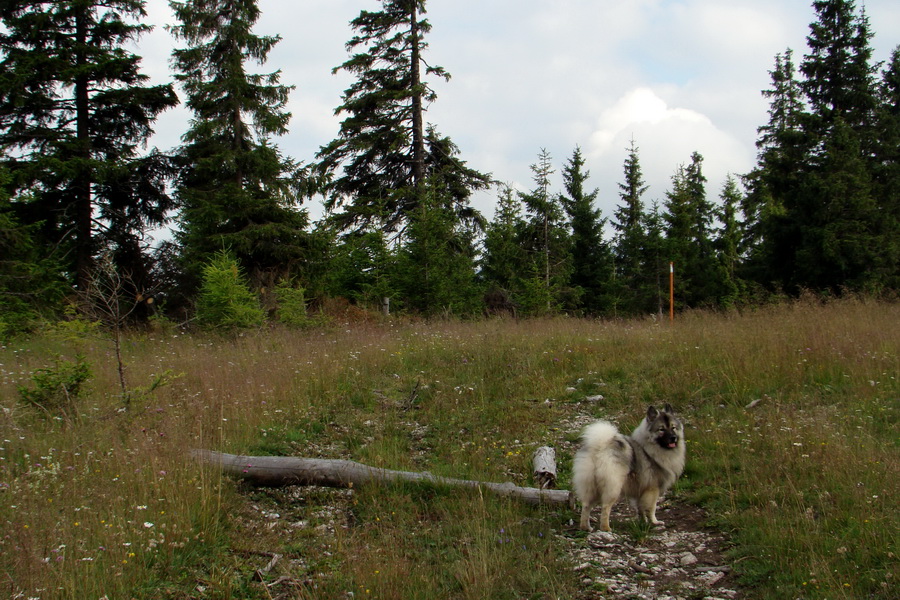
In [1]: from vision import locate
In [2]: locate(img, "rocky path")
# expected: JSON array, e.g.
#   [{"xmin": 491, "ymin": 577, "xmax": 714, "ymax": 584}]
[{"xmin": 564, "ymin": 501, "xmax": 742, "ymax": 600}]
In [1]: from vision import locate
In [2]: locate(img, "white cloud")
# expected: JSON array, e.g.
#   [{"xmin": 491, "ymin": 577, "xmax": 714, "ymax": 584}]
[{"xmin": 581, "ymin": 87, "xmax": 751, "ymax": 217}]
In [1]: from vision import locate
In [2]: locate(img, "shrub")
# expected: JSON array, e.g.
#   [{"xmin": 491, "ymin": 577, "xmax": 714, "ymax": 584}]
[
  {"xmin": 18, "ymin": 355, "xmax": 92, "ymax": 422},
  {"xmin": 274, "ymin": 280, "xmax": 312, "ymax": 327},
  {"xmin": 195, "ymin": 251, "xmax": 265, "ymax": 330}
]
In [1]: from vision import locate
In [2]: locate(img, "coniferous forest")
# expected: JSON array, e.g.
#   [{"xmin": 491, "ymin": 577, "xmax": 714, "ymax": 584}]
[{"xmin": 1, "ymin": 0, "xmax": 898, "ymax": 334}]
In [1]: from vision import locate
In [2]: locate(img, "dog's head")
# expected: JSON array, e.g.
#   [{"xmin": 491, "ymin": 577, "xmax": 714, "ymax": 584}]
[{"xmin": 646, "ymin": 404, "xmax": 682, "ymax": 450}]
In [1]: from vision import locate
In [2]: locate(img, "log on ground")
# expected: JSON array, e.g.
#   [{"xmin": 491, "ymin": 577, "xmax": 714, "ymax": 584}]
[{"xmin": 192, "ymin": 449, "xmax": 571, "ymax": 506}]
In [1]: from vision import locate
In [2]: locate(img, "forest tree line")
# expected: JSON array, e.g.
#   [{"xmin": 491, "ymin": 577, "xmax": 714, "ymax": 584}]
[{"xmin": 1, "ymin": 0, "xmax": 898, "ymax": 334}]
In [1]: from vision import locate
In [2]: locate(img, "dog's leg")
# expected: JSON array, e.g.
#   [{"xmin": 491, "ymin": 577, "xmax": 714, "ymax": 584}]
[
  {"xmin": 579, "ymin": 501, "xmax": 594, "ymax": 532},
  {"xmin": 599, "ymin": 503, "xmax": 614, "ymax": 532},
  {"xmin": 637, "ymin": 488, "xmax": 664, "ymax": 526}
]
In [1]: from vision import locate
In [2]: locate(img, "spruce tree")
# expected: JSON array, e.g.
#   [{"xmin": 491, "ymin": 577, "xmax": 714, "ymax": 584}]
[
  {"xmin": 642, "ymin": 201, "xmax": 668, "ymax": 315},
  {"xmin": 0, "ymin": 169, "xmax": 65, "ymax": 335},
  {"xmin": 481, "ymin": 183, "xmax": 524, "ymax": 297},
  {"xmin": 611, "ymin": 139, "xmax": 650, "ymax": 315},
  {"xmin": 874, "ymin": 47, "xmax": 900, "ymax": 288},
  {"xmin": 324, "ymin": 226, "xmax": 396, "ymax": 308},
  {"xmin": 318, "ymin": 0, "xmax": 467, "ymax": 233},
  {"xmin": 396, "ymin": 175, "xmax": 479, "ymax": 315},
  {"xmin": 423, "ymin": 126, "xmax": 490, "ymax": 230},
  {"xmin": 715, "ymin": 175, "xmax": 744, "ymax": 305},
  {"xmin": 801, "ymin": 0, "xmax": 878, "ymax": 144},
  {"xmin": 743, "ymin": 48, "xmax": 806, "ymax": 289},
  {"xmin": 748, "ymin": 0, "xmax": 886, "ymax": 293},
  {"xmin": 518, "ymin": 149, "xmax": 570, "ymax": 313},
  {"xmin": 663, "ymin": 165, "xmax": 693, "ymax": 310},
  {"xmin": 790, "ymin": 0, "xmax": 881, "ymax": 292},
  {"xmin": 560, "ymin": 146, "xmax": 611, "ymax": 315},
  {"xmin": 169, "ymin": 0, "xmax": 309, "ymax": 290},
  {"xmin": 663, "ymin": 152, "xmax": 723, "ymax": 307},
  {"xmin": 0, "ymin": 0, "xmax": 178, "ymax": 290},
  {"xmin": 797, "ymin": 118, "xmax": 878, "ymax": 290}
]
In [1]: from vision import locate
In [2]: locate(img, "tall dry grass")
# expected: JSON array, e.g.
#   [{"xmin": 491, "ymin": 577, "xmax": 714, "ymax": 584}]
[{"xmin": 1, "ymin": 297, "xmax": 897, "ymax": 598}]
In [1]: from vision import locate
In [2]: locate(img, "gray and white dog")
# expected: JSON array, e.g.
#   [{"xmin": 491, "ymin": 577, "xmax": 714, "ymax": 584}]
[{"xmin": 572, "ymin": 404, "xmax": 686, "ymax": 532}]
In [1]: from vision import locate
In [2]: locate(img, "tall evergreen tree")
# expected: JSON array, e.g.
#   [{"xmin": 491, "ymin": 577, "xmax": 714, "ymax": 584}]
[
  {"xmin": 423, "ymin": 126, "xmax": 491, "ymax": 230},
  {"xmin": 0, "ymin": 169, "xmax": 65, "ymax": 335},
  {"xmin": 663, "ymin": 164, "xmax": 693, "ymax": 309},
  {"xmin": 663, "ymin": 152, "xmax": 724, "ymax": 307},
  {"xmin": 611, "ymin": 139, "xmax": 650, "ymax": 314},
  {"xmin": 0, "ymin": 0, "xmax": 178, "ymax": 290},
  {"xmin": 318, "ymin": 0, "xmax": 487, "ymax": 235},
  {"xmin": 797, "ymin": 118, "xmax": 879, "ymax": 290},
  {"xmin": 396, "ymin": 175, "xmax": 480, "ymax": 315},
  {"xmin": 481, "ymin": 183, "xmax": 524, "ymax": 295},
  {"xmin": 642, "ymin": 200, "xmax": 668, "ymax": 315},
  {"xmin": 748, "ymin": 0, "xmax": 886, "ymax": 294},
  {"xmin": 324, "ymin": 226, "xmax": 396, "ymax": 308},
  {"xmin": 715, "ymin": 175, "xmax": 744, "ymax": 305},
  {"xmin": 874, "ymin": 47, "xmax": 900, "ymax": 288},
  {"xmin": 518, "ymin": 149, "xmax": 570, "ymax": 313},
  {"xmin": 560, "ymin": 146, "xmax": 611, "ymax": 315},
  {"xmin": 790, "ymin": 0, "xmax": 882, "ymax": 292},
  {"xmin": 801, "ymin": 0, "xmax": 878, "ymax": 144},
  {"xmin": 743, "ymin": 48, "xmax": 806, "ymax": 289},
  {"xmin": 169, "ymin": 0, "xmax": 309, "ymax": 289}
]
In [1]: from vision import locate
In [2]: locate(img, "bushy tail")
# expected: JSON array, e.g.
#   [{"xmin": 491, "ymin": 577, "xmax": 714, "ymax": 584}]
[
  {"xmin": 572, "ymin": 420, "xmax": 630, "ymax": 505},
  {"xmin": 580, "ymin": 420, "xmax": 620, "ymax": 450}
]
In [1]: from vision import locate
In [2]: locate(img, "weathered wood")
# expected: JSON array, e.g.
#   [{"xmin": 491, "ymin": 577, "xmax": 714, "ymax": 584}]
[
  {"xmin": 532, "ymin": 446, "xmax": 557, "ymax": 489},
  {"xmin": 192, "ymin": 449, "xmax": 572, "ymax": 506}
]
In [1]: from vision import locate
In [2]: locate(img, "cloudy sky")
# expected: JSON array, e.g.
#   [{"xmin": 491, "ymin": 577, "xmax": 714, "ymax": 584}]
[{"xmin": 137, "ymin": 0, "xmax": 900, "ymax": 225}]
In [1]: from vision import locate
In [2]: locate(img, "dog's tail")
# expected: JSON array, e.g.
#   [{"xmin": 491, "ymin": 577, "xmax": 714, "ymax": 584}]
[
  {"xmin": 572, "ymin": 420, "xmax": 631, "ymax": 505},
  {"xmin": 580, "ymin": 420, "xmax": 620, "ymax": 450}
]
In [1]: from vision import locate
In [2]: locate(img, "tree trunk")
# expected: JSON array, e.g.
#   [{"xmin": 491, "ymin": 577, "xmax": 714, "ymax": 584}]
[
  {"xmin": 192, "ymin": 449, "xmax": 572, "ymax": 507},
  {"xmin": 410, "ymin": 2, "xmax": 425, "ymax": 191},
  {"xmin": 74, "ymin": 7, "xmax": 93, "ymax": 291}
]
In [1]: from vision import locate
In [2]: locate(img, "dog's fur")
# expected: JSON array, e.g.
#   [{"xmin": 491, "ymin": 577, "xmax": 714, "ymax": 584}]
[{"xmin": 572, "ymin": 404, "xmax": 686, "ymax": 532}]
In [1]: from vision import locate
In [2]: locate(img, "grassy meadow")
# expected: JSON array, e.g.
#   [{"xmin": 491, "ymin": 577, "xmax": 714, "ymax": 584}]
[{"xmin": 1, "ymin": 298, "xmax": 897, "ymax": 599}]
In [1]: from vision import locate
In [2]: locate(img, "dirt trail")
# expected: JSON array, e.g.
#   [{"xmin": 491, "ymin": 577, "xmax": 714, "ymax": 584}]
[{"xmin": 564, "ymin": 500, "xmax": 742, "ymax": 600}]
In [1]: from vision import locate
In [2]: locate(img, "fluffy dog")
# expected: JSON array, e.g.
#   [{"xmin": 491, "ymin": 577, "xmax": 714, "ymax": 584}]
[{"xmin": 572, "ymin": 404, "xmax": 686, "ymax": 532}]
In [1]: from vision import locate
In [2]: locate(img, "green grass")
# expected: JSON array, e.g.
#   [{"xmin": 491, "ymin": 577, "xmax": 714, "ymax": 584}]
[{"xmin": 1, "ymin": 297, "xmax": 897, "ymax": 599}]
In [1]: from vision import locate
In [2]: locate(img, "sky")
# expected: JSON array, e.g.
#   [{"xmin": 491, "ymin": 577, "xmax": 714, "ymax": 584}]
[{"xmin": 136, "ymin": 0, "xmax": 900, "ymax": 227}]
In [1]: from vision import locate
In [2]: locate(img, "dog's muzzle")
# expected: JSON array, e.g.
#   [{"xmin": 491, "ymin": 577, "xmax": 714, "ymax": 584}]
[{"xmin": 659, "ymin": 433, "xmax": 679, "ymax": 449}]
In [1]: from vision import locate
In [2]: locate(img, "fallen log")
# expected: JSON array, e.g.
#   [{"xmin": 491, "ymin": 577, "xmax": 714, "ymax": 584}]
[{"xmin": 192, "ymin": 449, "xmax": 572, "ymax": 506}]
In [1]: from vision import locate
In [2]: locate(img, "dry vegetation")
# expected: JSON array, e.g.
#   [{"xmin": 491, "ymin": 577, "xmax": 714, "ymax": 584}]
[{"xmin": 1, "ymin": 297, "xmax": 897, "ymax": 599}]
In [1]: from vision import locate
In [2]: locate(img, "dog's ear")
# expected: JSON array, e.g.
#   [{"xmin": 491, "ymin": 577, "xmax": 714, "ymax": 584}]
[
  {"xmin": 646, "ymin": 405, "xmax": 659, "ymax": 420},
  {"xmin": 663, "ymin": 402, "xmax": 675, "ymax": 414}
]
